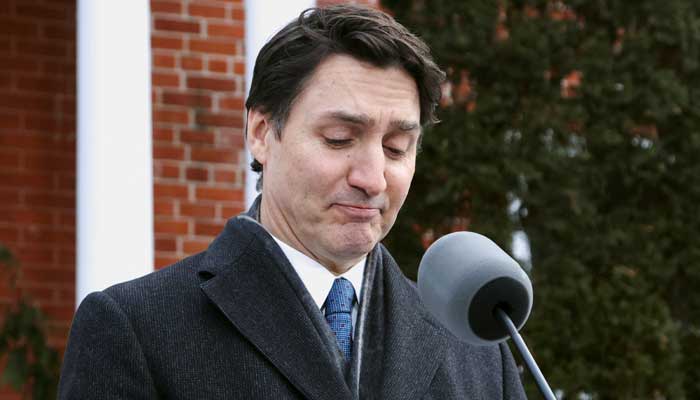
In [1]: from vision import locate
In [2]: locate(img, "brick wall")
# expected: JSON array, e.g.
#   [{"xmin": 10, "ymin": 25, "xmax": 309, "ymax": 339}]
[
  {"xmin": 0, "ymin": 0, "xmax": 76, "ymax": 342},
  {"xmin": 151, "ymin": 0, "xmax": 247, "ymax": 268},
  {"xmin": 0, "ymin": 0, "xmax": 76, "ymax": 397}
]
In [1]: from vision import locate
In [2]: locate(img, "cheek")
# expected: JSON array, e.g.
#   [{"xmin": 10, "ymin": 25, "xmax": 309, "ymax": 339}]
[
  {"xmin": 291, "ymin": 148, "xmax": 346, "ymax": 194},
  {"xmin": 387, "ymin": 164, "xmax": 415, "ymax": 207}
]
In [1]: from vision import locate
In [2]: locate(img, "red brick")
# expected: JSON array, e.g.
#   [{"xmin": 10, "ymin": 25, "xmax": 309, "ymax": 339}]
[
  {"xmin": 43, "ymin": 305, "xmax": 75, "ymax": 321},
  {"xmin": 186, "ymin": 76, "xmax": 236, "ymax": 91},
  {"xmin": 231, "ymin": 8, "xmax": 245, "ymax": 21},
  {"xmin": 207, "ymin": 23, "xmax": 244, "ymax": 39},
  {"xmin": 180, "ymin": 202, "xmax": 216, "ymax": 218},
  {"xmin": 153, "ymin": 127, "xmax": 175, "ymax": 141},
  {"xmin": 153, "ymin": 109, "xmax": 189, "ymax": 124},
  {"xmin": 151, "ymin": 36, "xmax": 183, "ymax": 50},
  {"xmin": 0, "ymin": 171, "xmax": 53, "ymax": 189},
  {"xmin": 195, "ymin": 112, "xmax": 242, "ymax": 128},
  {"xmin": 41, "ymin": 60, "xmax": 76, "ymax": 76},
  {"xmin": 57, "ymin": 174, "xmax": 75, "ymax": 191},
  {"xmin": 190, "ymin": 146, "xmax": 236, "ymax": 163},
  {"xmin": 23, "ymin": 228, "xmax": 73, "ymax": 246},
  {"xmin": 154, "ymin": 219, "xmax": 189, "ymax": 235},
  {"xmin": 24, "ymin": 115, "xmax": 62, "ymax": 132},
  {"xmin": 194, "ymin": 221, "xmax": 225, "ymax": 236},
  {"xmin": 16, "ymin": 76, "xmax": 73, "ymax": 93},
  {"xmin": 186, "ymin": 167, "xmax": 209, "ymax": 181},
  {"xmin": 22, "ymin": 286, "xmax": 55, "ymax": 302},
  {"xmin": 195, "ymin": 187, "xmax": 243, "ymax": 202},
  {"xmin": 0, "ymin": 19, "xmax": 39, "ymax": 36},
  {"xmin": 43, "ymin": 23, "xmax": 74, "ymax": 40},
  {"xmin": 188, "ymin": 4, "xmax": 226, "ymax": 18},
  {"xmin": 0, "ymin": 151, "xmax": 20, "ymax": 169},
  {"xmin": 154, "ymin": 18, "xmax": 200, "ymax": 34},
  {"xmin": 155, "ymin": 237, "xmax": 177, "ymax": 252},
  {"xmin": 17, "ymin": 40, "xmax": 66, "ymax": 57},
  {"xmin": 232, "ymin": 61, "xmax": 245, "ymax": 75},
  {"xmin": 23, "ymin": 152, "xmax": 74, "ymax": 171},
  {"xmin": 183, "ymin": 239, "xmax": 210, "ymax": 254},
  {"xmin": 153, "ymin": 144, "xmax": 185, "ymax": 160},
  {"xmin": 151, "ymin": 1, "xmax": 182, "ymax": 14},
  {"xmin": 0, "ymin": 73, "xmax": 11, "ymax": 88},
  {"xmin": 0, "ymin": 226, "xmax": 19, "ymax": 242},
  {"xmin": 58, "ymin": 211, "xmax": 76, "ymax": 228},
  {"xmin": 60, "ymin": 97, "xmax": 76, "ymax": 114},
  {"xmin": 0, "ymin": 133, "xmax": 51, "ymax": 150},
  {"xmin": 162, "ymin": 91, "xmax": 212, "ymax": 107},
  {"xmin": 16, "ymin": 4, "xmax": 71, "ymax": 21},
  {"xmin": 58, "ymin": 118, "xmax": 76, "ymax": 135},
  {"xmin": 154, "ymin": 53, "xmax": 176, "ymax": 68},
  {"xmin": 180, "ymin": 55, "xmax": 203, "ymax": 71},
  {"xmin": 208, "ymin": 59, "xmax": 227, "ymax": 73},
  {"xmin": 0, "ymin": 112, "xmax": 22, "ymax": 129},
  {"xmin": 20, "ymin": 268, "xmax": 73, "ymax": 285},
  {"xmin": 0, "ymin": 93, "xmax": 54, "ymax": 110},
  {"xmin": 0, "ymin": 189, "xmax": 20, "ymax": 203},
  {"xmin": 180, "ymin": 129, "xmax": 215, "ymax": 144},
  {"xmin": 155, "ymin": 256, "xmax": 179, "ymax": 269},
  {"xmin": 214, "ymin": 169, "xmax": 237, "ymax": 184},
  {"xmin": 14, "ymin": 209, "xmax": 55, "ymax": 225},
  {"xmin": 154, "ymin": 199, "xmax": 175, "ymax": 216},
  {"xmin": 19, "ymin": 248, "xmax": 54, "ymax": 264},
  {"xmin": 57, "ymin": 248, "xmax": 76, "ymax": 265},
  {"xmin": 25, "ymin": 192, "xmax": 74, "ymax": 209},
  {"xmin": 155, "ymin": 163, "xmax": 180, "ymax": 178},
  {"xmin": 218, "ymin": 96, "xmax": 244, "ymax": 110},
  {"xmin": 189, "ymin": 39, "xmax": 237, "ymax": 56},
  {"xmin": 152, "ymin": 72, "xmax": 181, "ymax": 88},
  {"xmin": 0, "ymin": 133, "xmax": 56, "ymax": 151},
  {"xmin": 154, "ymin": 183, "xmax": 188, "ymax": 199}
]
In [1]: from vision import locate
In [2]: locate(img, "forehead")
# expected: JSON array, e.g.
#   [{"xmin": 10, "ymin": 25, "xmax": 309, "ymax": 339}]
[{"xmin": 289, "ymin": 54, "xmax": 420, "ymax": 125}]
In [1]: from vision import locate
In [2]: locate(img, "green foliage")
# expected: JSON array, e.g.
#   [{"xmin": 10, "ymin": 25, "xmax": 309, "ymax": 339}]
[
  {"xmin": 0, "ymin": 244, "xmax": 61, "ymax": 399},
  {"xmin": 383, "ymin": 0, "xmax": 700, "ymax": 398}
]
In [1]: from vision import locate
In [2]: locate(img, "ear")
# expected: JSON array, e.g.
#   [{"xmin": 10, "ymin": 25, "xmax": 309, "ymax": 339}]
[{"xmin": 246, "ymin": 108, "xmax": 275, "ymax": 168}]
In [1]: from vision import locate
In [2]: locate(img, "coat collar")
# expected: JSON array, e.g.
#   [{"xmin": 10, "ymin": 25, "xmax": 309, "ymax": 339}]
[
  {"xmin": 198, "ymin": 213, "xmax": 352, "ymax": 400},
  {"xmin": 198, "ymin": 197, "xmax": 447, "ymax": 400}
]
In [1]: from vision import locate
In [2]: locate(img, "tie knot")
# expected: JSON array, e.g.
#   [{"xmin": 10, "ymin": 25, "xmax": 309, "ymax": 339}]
[{"xmin": 325, "ymin": 278, "xmax": 355, "ymax": 314}]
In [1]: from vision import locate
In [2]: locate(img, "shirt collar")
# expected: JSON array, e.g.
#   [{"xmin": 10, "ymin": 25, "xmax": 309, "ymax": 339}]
[{"xmin": 271, "ymin": 235, "xmax": 365, "ymax": 309}]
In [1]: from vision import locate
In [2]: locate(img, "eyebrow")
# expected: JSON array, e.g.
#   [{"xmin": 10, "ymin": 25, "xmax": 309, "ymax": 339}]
[{"xmin": 322, "ymin": 110, "xmax": 420, "ymax": 133}]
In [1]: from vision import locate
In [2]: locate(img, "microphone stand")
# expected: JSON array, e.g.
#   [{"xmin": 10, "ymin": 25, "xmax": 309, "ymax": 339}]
[{"xmin": 495, "ymin": 308, "xmax": 557, "ymax": 400}]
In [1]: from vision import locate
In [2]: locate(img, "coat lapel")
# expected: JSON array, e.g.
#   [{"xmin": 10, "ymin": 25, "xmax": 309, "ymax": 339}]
[
  {"xmin": 358, "ymin": 246, "xmax": 448, "ymax": 400},
  {"xmin": 198, "ymin": 215, "xmax": 352, "ymax": 400}
]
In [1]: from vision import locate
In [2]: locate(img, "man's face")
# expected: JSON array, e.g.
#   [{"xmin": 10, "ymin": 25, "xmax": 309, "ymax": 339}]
[{"xmin": 249, "ymin": 54, "xmax": 420, "ymax": 273}]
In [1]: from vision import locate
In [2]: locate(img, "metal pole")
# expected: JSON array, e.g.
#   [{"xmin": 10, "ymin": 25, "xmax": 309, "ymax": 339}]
[{"xmin": 495, "ymin": 308, "xmax": 557, "ymax": 400}]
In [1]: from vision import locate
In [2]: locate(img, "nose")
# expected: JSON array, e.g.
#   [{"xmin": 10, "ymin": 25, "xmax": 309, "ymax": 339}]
[{"xmin": 347, "ymin": 144, "xmax": 387, "ymax": 197}]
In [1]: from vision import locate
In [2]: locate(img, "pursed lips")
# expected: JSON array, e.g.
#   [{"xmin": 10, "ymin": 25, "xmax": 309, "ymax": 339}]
[{"xmin": 332, "ymin": 203, "xmax": 382, "ymax": 220}]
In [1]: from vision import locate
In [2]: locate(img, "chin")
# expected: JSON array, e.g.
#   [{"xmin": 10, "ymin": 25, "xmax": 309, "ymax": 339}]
[{"xmin": 335, "ymin": 227, "xmax": 380, "ymax": 255}]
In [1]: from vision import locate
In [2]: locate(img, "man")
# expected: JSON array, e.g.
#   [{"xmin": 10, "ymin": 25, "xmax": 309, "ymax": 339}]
[{"xmin": 59, "ymin": 5, "xmax": 527, "ymax": 399}]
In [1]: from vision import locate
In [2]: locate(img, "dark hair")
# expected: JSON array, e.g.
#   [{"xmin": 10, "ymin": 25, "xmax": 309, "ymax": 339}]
[{"xmin": 246, "ymin": 4, "xmax": 445, "ymax": 187}]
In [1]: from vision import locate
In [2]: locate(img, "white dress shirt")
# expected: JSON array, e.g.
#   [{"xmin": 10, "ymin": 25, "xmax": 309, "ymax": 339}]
[{"xmin": 271, "ymin": 235, "xmax": 365, "ymax": 334}]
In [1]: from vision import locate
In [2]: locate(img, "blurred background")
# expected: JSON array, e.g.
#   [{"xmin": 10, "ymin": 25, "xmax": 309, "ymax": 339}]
[{"xmin": 1, "ymin": 0, "xmax": 699, "ymax": 399}]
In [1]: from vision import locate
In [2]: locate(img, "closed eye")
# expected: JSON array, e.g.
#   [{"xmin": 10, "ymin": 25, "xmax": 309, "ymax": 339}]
[
  {"xmin": 384, "ymin": 146, "xmax": 406, "ymax": 158},
  {"xmin": 324, "ymin": 138, "xmax": 352, "ymax": 147}
]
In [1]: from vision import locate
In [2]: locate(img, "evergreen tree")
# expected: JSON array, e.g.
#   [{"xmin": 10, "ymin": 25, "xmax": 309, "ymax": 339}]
[{"xmin": 383, "ymin": 0, "xmax": 700, "ymax": 398}]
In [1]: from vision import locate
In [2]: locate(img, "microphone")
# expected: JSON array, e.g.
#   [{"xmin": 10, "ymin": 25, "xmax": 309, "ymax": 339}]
[{"xmin": 417, "ymin": 231, "xmax": 556, "ymax": 400}]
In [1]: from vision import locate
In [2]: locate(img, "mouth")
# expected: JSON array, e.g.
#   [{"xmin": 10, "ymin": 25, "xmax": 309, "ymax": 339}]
[{"xmin": 332, "ymin": 203, "xmax": 382, "ymax": 220}]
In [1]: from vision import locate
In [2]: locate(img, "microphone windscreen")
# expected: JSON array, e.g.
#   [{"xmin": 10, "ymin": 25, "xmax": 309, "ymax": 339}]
[{"xmin": 417, "ymin": 231, "xmax": 533, "ymax": 346}]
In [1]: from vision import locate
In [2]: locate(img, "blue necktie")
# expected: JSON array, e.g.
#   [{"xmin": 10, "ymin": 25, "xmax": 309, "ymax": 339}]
[{"xmin": 324, "ymin": 278, "xmax": 355, "ymax": 360}]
